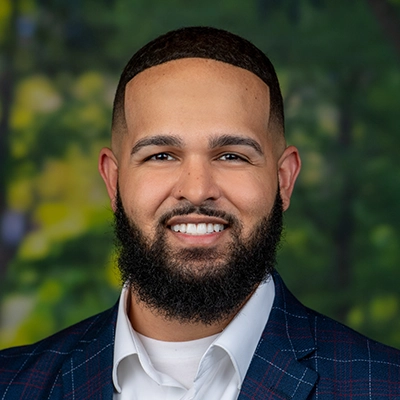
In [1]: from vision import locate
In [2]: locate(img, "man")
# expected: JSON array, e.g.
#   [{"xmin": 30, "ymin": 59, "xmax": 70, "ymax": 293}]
[{"xmin": 0, "ymin": 26, "xmax": 399, "ymax": 399}]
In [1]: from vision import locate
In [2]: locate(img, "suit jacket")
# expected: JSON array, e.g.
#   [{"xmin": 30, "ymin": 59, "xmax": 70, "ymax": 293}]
[{"xmin": 1, "ymin": 272, "xmax": 399, "ymax": 399}]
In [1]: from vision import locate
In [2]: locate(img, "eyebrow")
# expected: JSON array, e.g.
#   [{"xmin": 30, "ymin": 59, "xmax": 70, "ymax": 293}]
[
  {"xmin": 130, "ymin": 135, "xmax": 184, "ymax": 155},
  {"xmin": 130, "ymin": 133, "xmax": 264, "ymax": 156},
  {"xmin": 209, "ymin": 134, "xmax": 264, "ymax": 156}
]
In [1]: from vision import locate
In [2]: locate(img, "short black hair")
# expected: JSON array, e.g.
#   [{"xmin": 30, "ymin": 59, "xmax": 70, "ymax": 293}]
[{"xmin": 112, "ymin": 26, "xmax": 284, "ymax": 136}]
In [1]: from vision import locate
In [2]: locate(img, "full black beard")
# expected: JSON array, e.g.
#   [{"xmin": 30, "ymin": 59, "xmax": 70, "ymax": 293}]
[{"xmin": 114, "ymin": 190, "xmax": 283, "ymax": 325}]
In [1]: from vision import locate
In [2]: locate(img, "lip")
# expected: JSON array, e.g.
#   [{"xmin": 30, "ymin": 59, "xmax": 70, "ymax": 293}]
[{"xmin": 167, "ymin": 228, "xmax": 228, "ymax": 246}]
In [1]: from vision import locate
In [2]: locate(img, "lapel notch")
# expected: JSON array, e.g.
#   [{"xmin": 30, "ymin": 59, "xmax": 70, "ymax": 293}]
[{"xmin": 239, "ymin": 272, "xmax": 319, "ymax": 399}]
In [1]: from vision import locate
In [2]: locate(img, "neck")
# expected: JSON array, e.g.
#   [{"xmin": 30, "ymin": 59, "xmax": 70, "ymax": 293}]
[{"xmin": 127, "ymin": 290, "xmax": 236, "ymax": 342}]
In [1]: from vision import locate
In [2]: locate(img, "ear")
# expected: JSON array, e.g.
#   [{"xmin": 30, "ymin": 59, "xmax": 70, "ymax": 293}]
[
  {"xmin": 98, "ymin": 147, "xmax": 119, "ymax": 211},
  {"xmin": 278, "ymin": 145, "xmax": 301, "ymax": 211}
]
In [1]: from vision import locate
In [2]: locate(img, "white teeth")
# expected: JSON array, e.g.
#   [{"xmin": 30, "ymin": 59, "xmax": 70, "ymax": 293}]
[
  {"xmin": 186, "ymin": 223, "xmax": 197, "ymax": 234},
  {"xmin": 171, "ymin": 223, "xmax": 226, "ymax": 235},
  {"xmin": 214, "ymin": 224, "xmax": 224, "ymax": 232},
  {"xmin": 197, "ymin": 223, "xmax": 207, "ymax": 234}
]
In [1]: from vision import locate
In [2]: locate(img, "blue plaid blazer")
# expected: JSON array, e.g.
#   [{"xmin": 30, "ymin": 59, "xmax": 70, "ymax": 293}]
[{"xmin": 1, "ymin": 272, "xmax": 399, "ymax": 399}]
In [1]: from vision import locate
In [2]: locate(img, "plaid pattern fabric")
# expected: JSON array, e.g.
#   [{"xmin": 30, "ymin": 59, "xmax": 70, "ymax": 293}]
[
  {"xmin": 1, "ymin": 272, "xmax": 399, "ymax": 399},
  {"xmin": 0, "ymin": 305, "xmax": 117, "ymax": 399},
  {"xmin": 239, "ymin": 272, "xmax": 400, "ymax": 399}
]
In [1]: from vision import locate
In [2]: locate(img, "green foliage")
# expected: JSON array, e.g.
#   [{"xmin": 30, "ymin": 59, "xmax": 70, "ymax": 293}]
[{"xmin": 1, "ymin": 0, "xmax": 399, "ymax": 349}]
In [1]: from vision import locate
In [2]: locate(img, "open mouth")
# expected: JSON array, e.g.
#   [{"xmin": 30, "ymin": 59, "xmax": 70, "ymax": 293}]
[{"xmin": 170, "ymin": 223, "xmax": 227, "ymax": 235}]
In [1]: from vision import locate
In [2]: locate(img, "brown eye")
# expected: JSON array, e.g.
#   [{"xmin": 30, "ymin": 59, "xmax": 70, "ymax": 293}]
[
  {"xmin": 148, "ymin": 153, "xmax": 174, "ymax": 161},
  {"xmin": 219, "ymin": 153, "xmax": 245, "ymax": 162}
]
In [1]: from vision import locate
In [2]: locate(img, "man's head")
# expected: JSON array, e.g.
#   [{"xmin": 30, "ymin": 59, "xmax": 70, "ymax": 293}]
[{"xmin": 99, "ymin": 27, "xmax": 301, "ymax": 325}]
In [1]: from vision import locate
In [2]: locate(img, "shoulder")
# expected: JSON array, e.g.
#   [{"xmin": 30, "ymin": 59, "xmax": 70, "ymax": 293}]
[
  {"xmin": 0, "ymin": 304, "xmax": 117, "ymax": 399},
  {"xmin": 272, "ymin": 271, "xmax": 400, "ymax": 362},
  {"xmin": 258, "ymin": 272, "xmax": 400, "ymax": 397},
  {"xmin": 306, "ymin": 305, "xmax": 400, "ymax": 368},
  {"xmin": 0, "ymin": 306, "xmax": 115, "ymax": 364},
  {"xmin": 302, "ymin": 307, "xmax": 400, "ymax": 397}
]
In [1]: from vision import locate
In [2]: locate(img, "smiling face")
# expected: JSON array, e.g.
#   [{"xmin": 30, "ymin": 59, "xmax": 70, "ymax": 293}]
[
  {"xmin": 99, "ymin": 58, "xmax": 301, "ymax": 325},
  {"xmin": 100, "ymin": 58, "xmax": 300, "ymax": 261}
]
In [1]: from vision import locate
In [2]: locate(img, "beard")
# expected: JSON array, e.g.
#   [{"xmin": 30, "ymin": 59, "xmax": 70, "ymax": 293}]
[{"xmin": 114, "ymin": 190, "xmax": 283, "ymax": 325}]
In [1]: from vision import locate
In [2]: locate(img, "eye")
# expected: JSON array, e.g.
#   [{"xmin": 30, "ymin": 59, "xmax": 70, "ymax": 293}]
[
  {"xmin": 147, "ymin": 153, "xmax": 175, "ymax": 161},
  {"xmin": 218, "ymin": 153, "xmax": 247, "ymax": 162}
]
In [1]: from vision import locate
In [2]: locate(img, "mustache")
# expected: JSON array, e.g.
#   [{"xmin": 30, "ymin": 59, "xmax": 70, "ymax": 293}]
[{"xmin": 159, "ymin": 203, "xmax": 239, "ymax": 227}]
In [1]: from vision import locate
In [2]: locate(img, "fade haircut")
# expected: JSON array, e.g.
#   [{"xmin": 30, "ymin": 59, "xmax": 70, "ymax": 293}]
[{"xmin": 112, "ymin": 26, "xmax": 284, "ymax": 139}]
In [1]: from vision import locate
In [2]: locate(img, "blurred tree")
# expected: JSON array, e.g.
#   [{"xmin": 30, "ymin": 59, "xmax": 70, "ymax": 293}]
[
  {"xmin": 0, "ymin": 0, "xmax": 399, "ymax": 349},
  {"xmin": 0, "ymin": 0, "xmax": 119, "ymax": 347},
  {"xmin": 255, "ymin": 0, "xmax": 400, "ymax": 346},
  {"xmin": 0, "ymin": 0, "xmax": 19, "ymax": 282},
  {"xmin": 367, "ymin": 0, "xmax": 400, "ymax": 56}
]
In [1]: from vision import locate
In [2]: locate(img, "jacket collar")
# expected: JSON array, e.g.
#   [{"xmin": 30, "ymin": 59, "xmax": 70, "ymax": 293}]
[{"xmin": 239, "ymin": 271, "xmax": 318, "ymax": 399}]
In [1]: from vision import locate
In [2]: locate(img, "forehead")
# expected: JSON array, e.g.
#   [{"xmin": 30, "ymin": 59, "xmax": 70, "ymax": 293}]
[
  {"xmin": 125, "ymin": 57, "xmax": 270, "ymax": 106},
  {"xmin": 122, "ymin": 58, "xmax": 271, "ymax": 145}
]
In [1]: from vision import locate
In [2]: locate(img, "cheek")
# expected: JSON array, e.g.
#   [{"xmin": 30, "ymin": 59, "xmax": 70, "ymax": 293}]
[
  {"xmin": 221, "ymin": 172, "xmax": 277, "ymax": 217},
  {"xmin": 118, "ymin": 171, "xmax": 173, "ymax": 224}
]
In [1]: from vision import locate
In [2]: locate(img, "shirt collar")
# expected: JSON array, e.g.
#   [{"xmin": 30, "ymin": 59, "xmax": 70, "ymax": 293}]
[
  {"xmin": 112, "ymin": 276, "xmax": 275, "ymax": 392},
  {"xmin": 208, "ymin": 276, "xmax": 275, "ymax": 384},
  {"xmin": 112, "ymin": 286, "xmax": 147, "ymax": 393}
]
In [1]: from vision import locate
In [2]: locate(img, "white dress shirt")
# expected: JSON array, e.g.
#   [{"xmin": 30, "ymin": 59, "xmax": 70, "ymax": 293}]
[{"xmin": 113, "ymin": 276, "xmax": 275, "ymax": 400}]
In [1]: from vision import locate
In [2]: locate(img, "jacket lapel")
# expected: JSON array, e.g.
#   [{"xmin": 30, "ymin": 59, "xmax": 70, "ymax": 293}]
[
  {"xmin": 60, "ymin": 303, "xmax": 118, "ymax": 399},
  {"xmin": 239, "ymin": 272, "xmax": 318, "ymax": 400}
]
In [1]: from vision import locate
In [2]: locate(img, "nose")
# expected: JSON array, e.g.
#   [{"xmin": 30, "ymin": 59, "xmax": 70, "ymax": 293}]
[{"xmin": 172, "ymin": 158, "xmax": 221, "ymax": 205}]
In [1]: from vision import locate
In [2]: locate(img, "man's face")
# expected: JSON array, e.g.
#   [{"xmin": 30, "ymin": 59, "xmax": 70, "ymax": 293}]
[{"xmin": 99, "ymin": 58, "xmax": 300, "ymax": 320}]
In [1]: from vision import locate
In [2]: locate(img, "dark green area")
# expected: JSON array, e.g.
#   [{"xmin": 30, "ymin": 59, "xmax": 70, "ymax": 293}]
[{"xmin": 0, "ymin": 0, "xmax": 399, "ymax": 349}]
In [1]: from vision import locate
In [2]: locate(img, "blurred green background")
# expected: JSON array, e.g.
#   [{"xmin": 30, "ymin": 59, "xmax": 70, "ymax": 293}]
[{"xmin": 1, "ymin": 0, "xmax": 400, "ymax": 349}]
